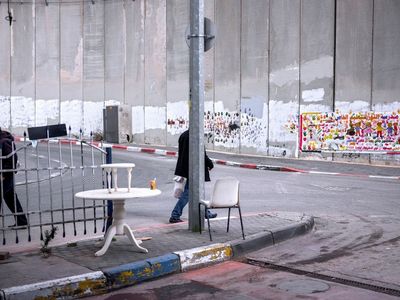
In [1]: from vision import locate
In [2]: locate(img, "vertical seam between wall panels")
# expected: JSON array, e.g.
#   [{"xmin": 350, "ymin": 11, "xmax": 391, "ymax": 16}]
[
  {"xmin": 332, "ymin": 0, "xmax": 337, "ymax": 112},
  {"xmin": 298, "ymin": 0, "xmax": 302, "ymax": 159},
  {"xmin": 82, "ymin": 1, "xmax": 85, "ymax": 133},
  {"xmin": 267, "ymin": 0, "xmax": 271, "ymax": 156},
  {"xmin": 212, "ymin": 0, "xmax": 216, "ymax": 151},
  {"xmin": 9, "ymin": 6, "xmax": 12, "ymax": 130},
  {"xmin": 239, "ymin": 0, "xmax": 242, "ymax": 154},
  {"xmin": 34, "ymin": 2, "xmax": 37, "ymax": 127},
  {"xmin": 103, "ymin": 0, "xmax": 106, "ymax": 110},
  {"xmin": 123, "ymin": 1, "xmax": 127, "ymax": 105},
  {"xmin": 298, "ymin": 0, "xmax": 301, "ymax": 122},
  {"xmin": 370, "ymin": 0, "xmax": 374, "ymax": 110},
  {"xmin": 58, "ymin": 1, "xmax": 61, "ymax": 124},
  {"xmin": 165, "ymin": 1, "xmax": 167, "ymax": 145},
  {"xmin": 142, "ymin": 0, "xmax": 147, "ymax": 143}
]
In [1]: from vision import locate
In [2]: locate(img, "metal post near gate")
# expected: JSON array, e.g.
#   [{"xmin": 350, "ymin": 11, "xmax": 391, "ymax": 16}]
[{"xmin": 105, "ymin": 147, "xmax": 113, "ymax": 231}]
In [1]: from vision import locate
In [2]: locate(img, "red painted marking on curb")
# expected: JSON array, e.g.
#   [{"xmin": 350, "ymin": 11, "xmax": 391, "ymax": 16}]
[
  {"xmin": 281, "ymin": 167, "xmax": 306, "ymax": 173},
  {"xmin": 166, "ymin": 151, "xmax": 177, "ymax": 156},
  {"xmin": 239, "ymin": 164, "xmax": 257, "ymax": 169},
  {"xmin": 112, "ymin": 144, "xmax": 128, "ymax": 150},
  {"xmin": 141, "ymin": 148, "xmax": 156, "ymax": 154},
  {"xmin": 387, "ymin": 151, "xmax": 400, "ymax": 155},
  {"xmin": 215, "ymin": 160, "xmax": 227, "ymax": 165}
]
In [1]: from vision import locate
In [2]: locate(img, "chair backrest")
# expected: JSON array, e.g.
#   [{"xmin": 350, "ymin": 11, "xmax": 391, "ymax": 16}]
[{"xmin": 210, "ymin": 177, "xmax": 239, "ymax": 207}]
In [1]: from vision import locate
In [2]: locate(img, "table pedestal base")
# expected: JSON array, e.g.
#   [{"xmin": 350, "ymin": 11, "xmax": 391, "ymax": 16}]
[{"xmin": 95, "ymin": 200, "xmax": 148, "ymax": 256}]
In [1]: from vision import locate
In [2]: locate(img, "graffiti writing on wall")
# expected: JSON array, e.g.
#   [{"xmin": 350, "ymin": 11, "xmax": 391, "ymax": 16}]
[
  {"xmin": 168, "ymin": 109, "xmax": 268, "ymax": 150},
  {"xmin": 300, "ymin": 111, "xmax": 400, "ymax": 152}
]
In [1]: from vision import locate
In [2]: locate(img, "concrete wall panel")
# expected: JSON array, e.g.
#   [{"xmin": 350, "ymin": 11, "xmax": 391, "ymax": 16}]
[
  {"xmin": 269, "ymin": 0, "xmax": 300, "ymax": 157},
  {"xmin": 300, "ymin": 0, "xmax": 334, "ymax": 113},
  {"xmin": 214, "ymin": 0, "xmax": 241, "ymax": 152},
  {"xmin": 166, "ymin": 0, "xmax": 189, "ymax": 147},
  {"xmin": 83, "ymin": 3, "xmax": 105, "ymax": 134},
  {"xmin": 0, "ymin": 7, "xmax": 11, "ymax": 129},
  {"xmin": 204, "ymin": 0, "xmax": 215, "ymax": 149},
  {"xmin": 126, "ymin": 0, "xmax": 145, "ymax": 143},
  {"xmin": 240, "ymin": 0, "xmax": 269, "ymax": 154},
  {"xmin": 335, "ymin": 0, "xmax": 373, "ymax": 111},
  {"xmin": 60, "ymin": 3, "xmax": 83, "ymax": 133},
  {"xmin": 144, "ymin": 0, "xmax": 167, "ymax": 144},
  {"xmin": 35, "ymin": 4, "xmax": 60, "ymax": 126},
  {"xmin": 11, "ymin": 4, "xmax": 35, "ymax": 132},
  {"xmin": 104, "ymin": 1, "xmax": 124, "ymax": 105},
  {"xmin": 372, "ymin": 0, "xmax": 400, "ymax": 107},
  {"xmin": 83, "ymin": 3, "xmax": 104, "ymax": 102}
]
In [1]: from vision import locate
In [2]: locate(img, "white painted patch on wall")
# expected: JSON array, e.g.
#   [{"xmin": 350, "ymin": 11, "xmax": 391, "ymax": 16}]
[
  {"xmin": 11, "ymin": 96, "xmax": 35, "ymax": 127},
  {"xmin": 145, "ymin": 106, "xmax": 166, "ymax": 130},
  {"xmin": 301, "ymin": 56, "xmax": 333, "ymax": 85},
  {"xmin": 300, "ymin": 104, "xmax": 331, "ymax": 114},
  {"xmin": 105, "ymin": 100, "xmax": 121, "ymax": 107},
  {"xmin": 83, "ymin": 101, "xmax": 103, "ymax": 134},
  {"xmin": 132, "ymin": 106, "xmax": 144, "ymax": 134},
  {"xmin": 167, "ymin": 100, "xmax": 188, "ymax": 135},
  {"xmin": 35, "ymin": 99, "xmax": 59, "ymax": 126},
  {"xmin": 0, "ymin": 96, "xmax": 11, "ymax": 128},
  {"xmin": 60, "ymin": 100, "xmax": 83, "ymax": 133},
  {"xmin": 269, "ymin": 100, "xmax": 298, "ymax": 143},
  {"xmin": 270, "ymin": 64, "xmax": 299, "ymax": 87},
  {"xmin": 373, "ymin": 101, "xmax": 400, "ymax": 113},
  {"xmin": 335, "ymin": 100, "xmax": 370, "ymax": 113},
  {"xmin": 302, "ymin": 88, "xmax": 324, "ymax": 102}
]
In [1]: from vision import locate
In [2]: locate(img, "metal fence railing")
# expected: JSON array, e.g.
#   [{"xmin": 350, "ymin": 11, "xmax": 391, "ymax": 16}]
[{"xmin": 0, "ymin": 133, "xmax": 109, "ymax": 245}]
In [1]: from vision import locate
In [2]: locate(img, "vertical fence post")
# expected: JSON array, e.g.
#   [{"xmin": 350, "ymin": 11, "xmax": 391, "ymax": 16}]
[{"xmin": 105, "ymin": 147, "xmax": 113, "ymax": 231}]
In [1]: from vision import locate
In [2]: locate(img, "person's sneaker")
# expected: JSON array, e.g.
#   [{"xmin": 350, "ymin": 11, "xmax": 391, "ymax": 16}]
[
  {"xmin": 169, "ymin": 217, "xmax": 184, "ymax": 224},
  {"xmin": 207, "ymin": 212, "xmax": 217, "ymax": 219}
]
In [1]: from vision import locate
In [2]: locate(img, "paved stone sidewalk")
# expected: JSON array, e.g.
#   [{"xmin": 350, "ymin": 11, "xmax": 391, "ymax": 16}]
[{"xmin": 0, "ymin": 212, "xmax": 313, "ymax": 299}]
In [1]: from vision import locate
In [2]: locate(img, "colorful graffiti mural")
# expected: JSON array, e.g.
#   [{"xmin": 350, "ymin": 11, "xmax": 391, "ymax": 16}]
[{"xmin": 300, "ymin": 111, "xmax": 400, "ymax": 152}]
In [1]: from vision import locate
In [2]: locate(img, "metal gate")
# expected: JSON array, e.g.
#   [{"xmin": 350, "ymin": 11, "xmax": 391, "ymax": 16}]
[{"xmin": 0, "ymin": 132, "xmax": 109, "ymax": 245}]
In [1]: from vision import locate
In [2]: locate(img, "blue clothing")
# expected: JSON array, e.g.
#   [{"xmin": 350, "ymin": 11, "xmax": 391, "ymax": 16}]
[{"xmin": 171, "ymin": 182, "xmax": 189, "ymax": 219}]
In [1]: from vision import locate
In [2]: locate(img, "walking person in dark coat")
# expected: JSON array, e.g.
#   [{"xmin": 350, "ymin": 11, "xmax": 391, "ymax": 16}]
[
  {"xmin": 0, "ymin": 128, "xmax": 28, "ymax": 227},
  {"xmin": 169, "ymin": 129, "xmax": 217, "ymax": 223}
]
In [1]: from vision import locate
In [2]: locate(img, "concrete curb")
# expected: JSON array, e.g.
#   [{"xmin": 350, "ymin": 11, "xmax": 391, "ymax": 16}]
[
  {"xmin": 0, "ymin": 216, "xmax": 314, "ymax": 300},
  {"xmin": 0, "ymin": 272, "xmax": 107, "ymax": 300}
]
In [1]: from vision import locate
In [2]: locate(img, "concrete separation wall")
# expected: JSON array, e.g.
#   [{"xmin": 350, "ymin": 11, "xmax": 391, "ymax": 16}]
[{"xmin": 0, "ymin": 216, "xmax": 313, "ymax": 299}]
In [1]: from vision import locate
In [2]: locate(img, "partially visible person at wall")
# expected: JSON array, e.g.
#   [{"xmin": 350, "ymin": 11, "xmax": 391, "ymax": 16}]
[
  {"xmin": 0, "ymin": 128, "xmax": 28, "ymax": 227},
  {"xmin": 169, "ymin": 129, "xmax": 217, "ymax": 223}
]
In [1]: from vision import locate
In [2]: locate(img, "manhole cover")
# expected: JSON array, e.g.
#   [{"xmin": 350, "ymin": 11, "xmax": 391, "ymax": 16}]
[{"xmin": 276, "ymin": 279, "xmax": 330, "ymax": 294}]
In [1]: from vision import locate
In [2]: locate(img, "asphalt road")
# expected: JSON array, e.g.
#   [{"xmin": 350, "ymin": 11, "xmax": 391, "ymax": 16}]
[{"xmin": 4, "ymin": 143, "xmax": 400, "ymax": 298}]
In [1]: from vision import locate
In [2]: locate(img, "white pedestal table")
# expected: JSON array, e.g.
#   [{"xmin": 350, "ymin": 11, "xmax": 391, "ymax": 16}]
[{"xmin": 75, "ymin": 188, "xmax": 161, "ymax": 256}]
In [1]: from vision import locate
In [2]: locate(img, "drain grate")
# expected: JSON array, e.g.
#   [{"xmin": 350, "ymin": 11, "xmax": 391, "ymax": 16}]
[{"xmin": 247, "ymin": 259, "xmax": 400, "ymax": 297}]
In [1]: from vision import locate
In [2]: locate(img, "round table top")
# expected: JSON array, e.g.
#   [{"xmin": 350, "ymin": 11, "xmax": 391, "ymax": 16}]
[
  {"xmin": 101, "ymin": 163, "xmax": 136, "ymax": 169},
  {"xmin": 75, "ymin": 188, "xmax": 161, "ymax": 200}
]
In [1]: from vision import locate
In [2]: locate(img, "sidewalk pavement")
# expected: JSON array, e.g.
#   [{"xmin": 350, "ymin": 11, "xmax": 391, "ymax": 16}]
[{"xmin": 0, "ymin": 212, "xmax": 314, "ymax": 300}]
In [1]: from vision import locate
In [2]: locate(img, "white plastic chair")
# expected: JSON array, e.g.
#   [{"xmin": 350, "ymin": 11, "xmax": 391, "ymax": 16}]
[{"xmin": 199, "ymin": 177, "xmax": 245, "ymax": 241}]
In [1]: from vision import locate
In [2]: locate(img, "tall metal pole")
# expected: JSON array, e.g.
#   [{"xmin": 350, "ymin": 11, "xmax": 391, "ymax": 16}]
[{"xmin": 189, "ymin": 0, "xmax": 205, "ymax": 232}]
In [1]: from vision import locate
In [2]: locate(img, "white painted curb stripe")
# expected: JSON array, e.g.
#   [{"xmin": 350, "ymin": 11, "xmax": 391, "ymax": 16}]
[{"xmin": 174, "ymin": 243, "xmax": 232, "ymax": 272}]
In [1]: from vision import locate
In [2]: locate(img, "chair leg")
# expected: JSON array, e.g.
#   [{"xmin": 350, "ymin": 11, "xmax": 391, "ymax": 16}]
[
  {"xmin": 227, "ymin": 207, "xmax": 231, "ymax": 232},
  {"xmin": 206, "ymin": 208, "xmax": 212, "ymax": 241},
  {"xmin": 198, "ymin": 203, "xmax": 202, "ymax": 234},
  {"xmin": 238, "ymin": 206, "xmax": 245, "ymax": 240}
]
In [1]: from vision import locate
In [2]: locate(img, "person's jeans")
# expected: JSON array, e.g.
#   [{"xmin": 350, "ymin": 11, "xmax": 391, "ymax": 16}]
[
  {"xmin": 170, "ymin": 182, "xmax": 214, "ymax": 219},
  {"xmin": 171, "ymin": 182, "xmax": 189, "ymax": 219}
]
